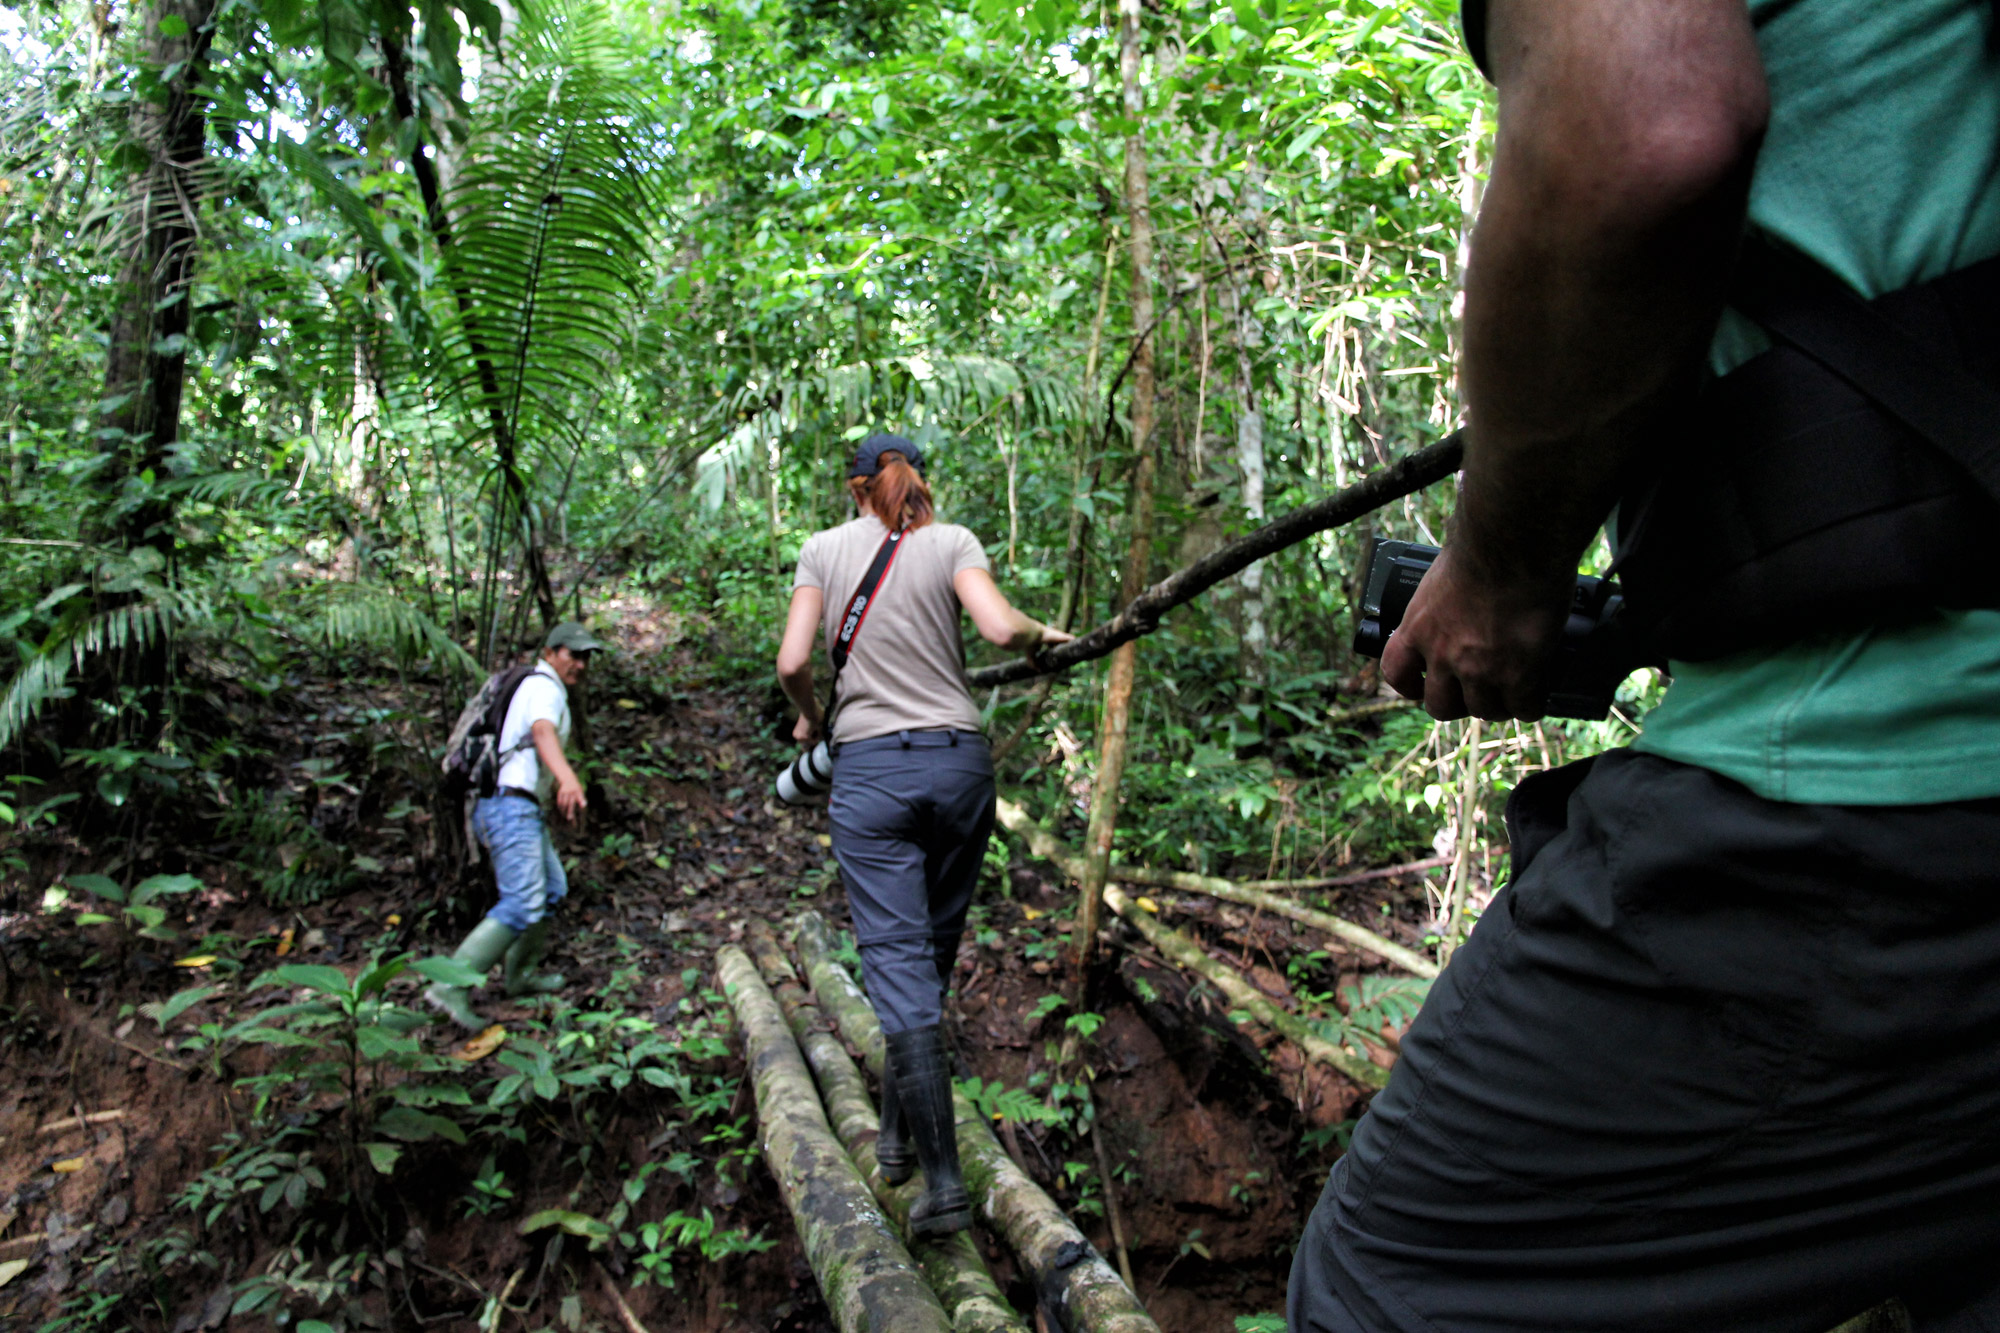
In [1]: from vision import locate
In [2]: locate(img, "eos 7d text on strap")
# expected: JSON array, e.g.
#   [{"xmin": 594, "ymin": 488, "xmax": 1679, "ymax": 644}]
[{"xmin": 831, "ymin": 528, "xmax": 906, "ymax": 678}]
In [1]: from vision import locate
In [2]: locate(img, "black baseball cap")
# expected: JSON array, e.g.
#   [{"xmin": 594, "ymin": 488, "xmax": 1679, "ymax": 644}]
[{"xmin": 848, "ymin": 433, "xmax": 925, "ymax": 478}]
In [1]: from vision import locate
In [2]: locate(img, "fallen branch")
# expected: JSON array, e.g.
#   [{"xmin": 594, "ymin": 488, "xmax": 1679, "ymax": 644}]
[
  {"xmin": 744, "ymin": 926, "xmax": 1028, "ymax": 1333},
  {"xmin": 36, "ymin": 1110, "xmax": 127, "ymax": 1137},
  {"xmin": 793, "ymin": 914, "xmax": 1161, "ymax": 1333},
  {"xmin": 1101, "ymin": 884, "xmax": 1389, "ymax": 1089},
  {"xmin": 966, "ymin": 432, "xmax": 1463, "ymax": 689},
  {"xmin": 991, "ymin": 799, "xmax": 1392, "ymax": 1088},
  {"xmin": 1243, "ymin": 855, "xmax": 1459, "ymax": 892},
  {"xmin": 715, "ymin": 947, "xmax": 952, "ymax": 1333},
  {"xmin": 993, "ymin": 797, "xmax": 1437, "ymax": 979},
  {"xmin": 593, "ymin": 1263, "xmax": 652, "ymax": 1333}
]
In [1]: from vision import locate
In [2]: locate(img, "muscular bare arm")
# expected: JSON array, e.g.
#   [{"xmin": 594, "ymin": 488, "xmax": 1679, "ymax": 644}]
[{"xmin": 1383, "ymin": 0, "xmax": 1769, "ymax": 720}]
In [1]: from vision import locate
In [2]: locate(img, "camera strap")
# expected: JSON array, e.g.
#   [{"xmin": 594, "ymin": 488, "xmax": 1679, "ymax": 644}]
[{"xmin": 821, "ymin": 527, "xmax": 907, "ymax": 733}]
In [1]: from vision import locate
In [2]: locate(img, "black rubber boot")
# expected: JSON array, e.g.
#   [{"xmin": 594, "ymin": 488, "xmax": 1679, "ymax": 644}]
[
  {"xmin": 876, "ymin": 1081, "xmax": 913, "ymax": 1186},
  {"xmin": 885, "ymin": 1024, "xmax": 972, "ymax": 1237}
]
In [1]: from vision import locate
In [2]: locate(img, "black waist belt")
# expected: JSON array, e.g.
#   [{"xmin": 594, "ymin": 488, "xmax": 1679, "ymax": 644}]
[
  {"xmin": 836, "ymin": 729, "xmax": 987, "ymax": 756},
  {"xmin": 1616, "ymin": 234, "xmax": 2000, "ymax": 661},
  {"xmin": 495, "ymin": 786, "xmax": 541, "ymax": 804}
]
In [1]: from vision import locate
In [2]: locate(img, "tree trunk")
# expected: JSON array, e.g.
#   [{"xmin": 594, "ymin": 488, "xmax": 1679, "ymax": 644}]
[
  {"xmin": 715, "ymin": 946, "xmax": 952, "ymax": 1333},
  {"xmin": 97, "ymin": 0, "xmax": 221, "ymax": 562},
  {"xmin": 1058, "ymin": 237, "xmax": 1120, "ymax": 635},
  {"xmin": 1077, "ymin": 0, "xmax": 1160, "ymax": 976},
  {"xmin": 743, "ymin": 928, "xmax": 1029, "ymax": 1333},
  {"xmin": 792, "ymin": 914, "xmax": 1161, "ymax": 1333}
]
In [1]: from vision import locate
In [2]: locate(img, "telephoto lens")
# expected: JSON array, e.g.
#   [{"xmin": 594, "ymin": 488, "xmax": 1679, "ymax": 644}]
[{"xmin": 773, "ymin": 740, "xmax": 833, "ymax": 806}]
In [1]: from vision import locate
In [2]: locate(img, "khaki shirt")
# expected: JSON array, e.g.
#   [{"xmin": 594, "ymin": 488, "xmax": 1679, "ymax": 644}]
[{"xmin": 793, "ymin": 514, "xmax": 991, "ymax": 743}]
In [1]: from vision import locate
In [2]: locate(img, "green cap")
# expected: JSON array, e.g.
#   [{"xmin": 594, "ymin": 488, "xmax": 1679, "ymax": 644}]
[{"xmin": 544, "ymin": 622, "xmax": 607, "ymax": 654}]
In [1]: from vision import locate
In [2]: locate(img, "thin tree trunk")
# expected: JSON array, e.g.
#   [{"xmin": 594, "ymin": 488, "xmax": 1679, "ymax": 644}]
[
  {"xmin": 1076, "ymin": 0, "xmax": 1160, "ymax": 977},
  {"xmin": 1058, "ymin": 237, "xmax": 1120, "ymax": 635},
  {"xmin": 715, "ymin": 947, "xmax": 953, "ymax": 1333},
  {"xmin": 379, "ymin": 35, "xmax": 559, "ymax": 638},
  {"xmin": 1439, "ymin": 720, "xmax": 1484, "ymax": 967},
  {"xmin": 1226, "ymin": 148, "xmax": 1269, "ymax": 700}
]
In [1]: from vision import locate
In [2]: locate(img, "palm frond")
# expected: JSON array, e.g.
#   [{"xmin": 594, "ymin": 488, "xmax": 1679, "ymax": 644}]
[{"xmin": 431, "ymin": 0, "xmax": 667, "ymax": 474}]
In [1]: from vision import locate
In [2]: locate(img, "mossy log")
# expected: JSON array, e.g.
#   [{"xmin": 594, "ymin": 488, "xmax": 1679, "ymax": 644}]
[
  {"xmin": 793, "ymin": 913, "xmax": 1162, "ymax": 1333},
  {"xmin": 994, "ymin": 795, "xmax": 1435, "ymax": 978},
  {"xmin": 715, "ymin": 946, "xmax": 952, "ymax": 1333},
  {"xmin": 991, "ymin": 798, "xmax": 1392, "ymax": 1090},
  {"xmin": 744, "ymin": 927, "xmax": 1028, "ymax": 1333}
]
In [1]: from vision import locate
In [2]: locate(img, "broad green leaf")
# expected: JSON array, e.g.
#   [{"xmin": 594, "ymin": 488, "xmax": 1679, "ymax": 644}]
[
  {"xmin": 131, "ymin": 873, "xmax": 201, "ymax": 903},
  {"xmin": 375, "ymin": 1106, "xmax": 468, "ymax": 1145},
  {"xmin": 265, "ymin": 964, "xmax": 354, "ymax": 998},
  {"xmin": 140, "ymin": 985, "xmax": 219, "ymax": 1032},
  {"xmin": 518, "ymin": 1209, "xmax": 612, "ymax": 1246},
  {"xmin": 364, "ymin": 1142, "xmax": 403, "ymax": 1175}
]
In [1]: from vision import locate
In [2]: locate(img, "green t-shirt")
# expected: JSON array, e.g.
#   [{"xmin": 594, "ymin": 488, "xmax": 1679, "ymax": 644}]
[{"xmin": 1629, "ymin": 0, "xmax": 2000, "ymax": 804}]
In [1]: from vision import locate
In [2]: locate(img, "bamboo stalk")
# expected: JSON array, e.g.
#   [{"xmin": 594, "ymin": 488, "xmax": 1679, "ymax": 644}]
[
  {"xmin": 715, "ymin": 947, "xmax": 952, "ymax": 1333},
  {"xmin": 993, "ymin": 797, "xmax": 1437, "ymax": 979},
  {"xmin": 743, "ymin": 927, "xmax": 1028, "ymax": 1333},
  {"xmin": 792, "ymin": 914, "xmax": 1161, "ymax": 1333}
]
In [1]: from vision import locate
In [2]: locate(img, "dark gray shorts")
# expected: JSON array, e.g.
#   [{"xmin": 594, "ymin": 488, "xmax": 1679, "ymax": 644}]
[
  {"xmin": 1290, "ymin": 750, "xmax": 2000, "ymax": 1332},
  {"xmin": 828, "ymin": 729, "xmax": 996, "ymax": 1034}
]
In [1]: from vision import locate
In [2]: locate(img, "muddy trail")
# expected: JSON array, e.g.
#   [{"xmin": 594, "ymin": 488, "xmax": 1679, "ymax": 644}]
[{"xmin": 0, "ymin": 637, "xmax": 1437, "ymax": 1332}]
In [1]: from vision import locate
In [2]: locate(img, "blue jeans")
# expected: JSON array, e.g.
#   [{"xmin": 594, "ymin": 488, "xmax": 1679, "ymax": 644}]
[{"xmin": 472, "ymin": 795, "xmax": 567, "ymax": 931}]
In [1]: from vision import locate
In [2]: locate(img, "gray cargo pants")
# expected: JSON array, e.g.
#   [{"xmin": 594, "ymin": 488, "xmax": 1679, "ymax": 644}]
[{"xmin": 828, "ymin": 729, "xmax": 996, "ymax": 1035}]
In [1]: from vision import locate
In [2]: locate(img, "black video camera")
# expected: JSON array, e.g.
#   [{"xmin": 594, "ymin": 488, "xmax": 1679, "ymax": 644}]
[{"xmin": 1351, "ymin": 539, "xmax": 1640, "ymax": 720}]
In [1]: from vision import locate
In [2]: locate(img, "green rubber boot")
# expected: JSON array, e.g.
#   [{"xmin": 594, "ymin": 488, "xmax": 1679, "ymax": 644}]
[
  {"xmin": 503, "ymin": 920, "xmax": 566, "ymax": 998},
  {"xmin": 425, "ymin": 918, "xmax": 517, "ymax": 1030}
]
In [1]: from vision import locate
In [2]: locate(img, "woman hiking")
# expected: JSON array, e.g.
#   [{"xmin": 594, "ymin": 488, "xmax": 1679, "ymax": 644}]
[{"xmin": 775, "ymin": 432, "xmax": 1072, "ymax": 1236}]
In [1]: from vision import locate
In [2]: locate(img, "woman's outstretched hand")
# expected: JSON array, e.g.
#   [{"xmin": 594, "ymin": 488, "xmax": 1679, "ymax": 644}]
[{"xmin": 1027, "ymin": 622, "xmax": 1075, "ymax": 664}]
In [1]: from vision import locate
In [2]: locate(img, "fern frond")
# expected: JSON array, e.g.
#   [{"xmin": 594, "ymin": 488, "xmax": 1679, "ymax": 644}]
[
  {"xmin": 298, "ymin": 583, "xmax": 479, "ymax": 680},
  {"xmin": 0, "ymin": 591, "xmax": 201, "ymax": 751}
]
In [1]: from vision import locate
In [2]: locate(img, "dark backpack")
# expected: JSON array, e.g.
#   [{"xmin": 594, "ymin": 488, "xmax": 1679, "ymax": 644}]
[{"xmin": 441, "ymin": 663, "xmax": 540, "ymax": 801}]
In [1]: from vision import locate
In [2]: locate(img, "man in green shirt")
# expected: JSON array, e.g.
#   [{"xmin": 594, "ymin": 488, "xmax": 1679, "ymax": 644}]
[{"xmin": 1291, "ymin": 2, "xmax": 2000, "ymax": 1330}]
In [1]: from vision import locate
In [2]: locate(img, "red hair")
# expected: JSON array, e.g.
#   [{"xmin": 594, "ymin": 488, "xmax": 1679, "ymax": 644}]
[{"xmin": 847, "ymin": 451, "xmax": 934, "ymax": 531}]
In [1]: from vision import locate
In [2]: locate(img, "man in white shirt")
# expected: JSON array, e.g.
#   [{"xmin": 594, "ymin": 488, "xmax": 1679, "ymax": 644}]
[{"xmin": 427, "ymin": 622, "xmax": 601, "ymax": 1029}]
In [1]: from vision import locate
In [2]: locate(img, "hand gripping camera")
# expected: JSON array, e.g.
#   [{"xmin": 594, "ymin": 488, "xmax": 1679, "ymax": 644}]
[
  {"xmin": 773, "ymin": 740, "xmax": 833, "ymax": 807},
  {"xmin": 1351, "ymin": 539, "xmax": 1641, "ymax": 720}
]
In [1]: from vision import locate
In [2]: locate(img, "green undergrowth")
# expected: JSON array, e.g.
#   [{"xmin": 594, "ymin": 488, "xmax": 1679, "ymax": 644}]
[{"xmin": 69, "ymin": 945, "xmax": 768, "ymax": 1332}]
